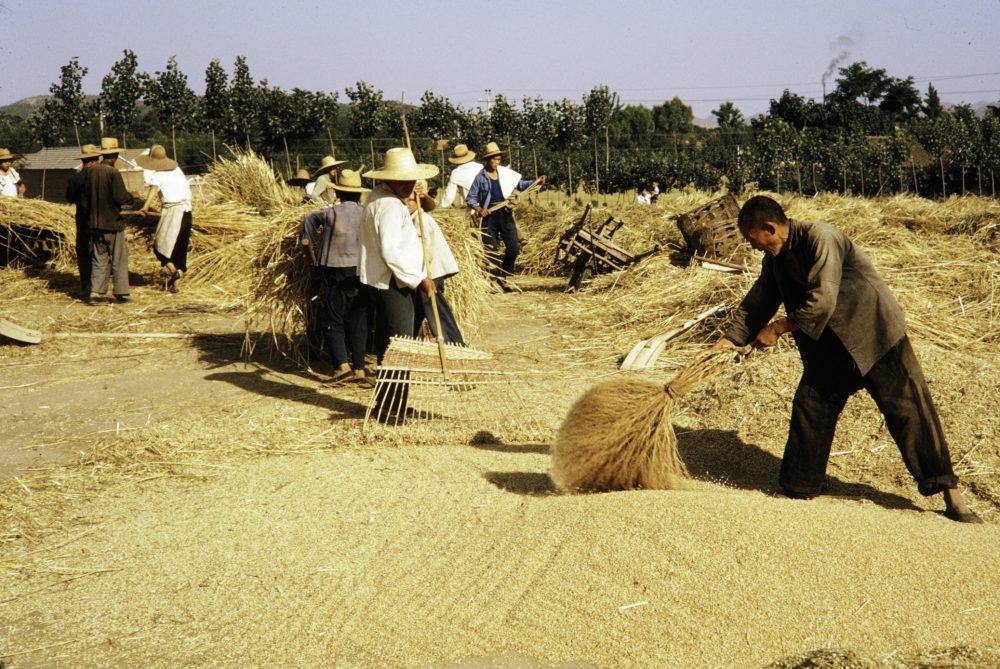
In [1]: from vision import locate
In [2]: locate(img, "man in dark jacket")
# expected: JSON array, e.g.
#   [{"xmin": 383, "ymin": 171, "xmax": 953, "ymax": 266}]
[
  {"xmin": 715, "ymin": 195, "xmax": 980, "ymax": 523},
  {"xmin": 87, "ymin": 138, "xmax": 135, "ymax": 303},
  {"xmin": 65, "ymin": 144, "xmax": 102, "ymax": 297}
]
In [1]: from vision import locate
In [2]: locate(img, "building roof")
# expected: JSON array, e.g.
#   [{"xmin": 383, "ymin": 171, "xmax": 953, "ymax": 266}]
[{"xmin": 21, "ymin": 146, "xmax": 147, "ymax": 171}]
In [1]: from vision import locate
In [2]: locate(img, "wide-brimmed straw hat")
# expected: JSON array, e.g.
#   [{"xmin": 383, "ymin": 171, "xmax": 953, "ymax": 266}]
[
  {"xmin": 135, "ymin": 145, "xmax": 178, "ymax": 171},
  {"xmin": 331, "ymin": 169, "xmax": 371, "ymax": 193},
  {"xmin": 99, "ymin": 137, "xmax": 124, "ymax": 155},
  {"xmin": 448, "ymin": 144, "xmax": 476, "ymax": 165},
  {"xmin": 0, "ymin": 148, "xmax": 22, "ymax": 161},
  {"xmin": 312, "ymin": 155, "xmax": 347, "ymax": 179},
  {"xmin": 286, "ymin": 168, "xmax": 312, "ymax": 187},
  {"xmin": 77, "ymin": 144, "xmax": 101, "ymax": 160},
  {"xmin": 363, "ymin": 147, "xmax": 439, "ymax": 181},
  {"xmin": 481, "ymin": 141, "xmax": 504, "ymax": 159}
]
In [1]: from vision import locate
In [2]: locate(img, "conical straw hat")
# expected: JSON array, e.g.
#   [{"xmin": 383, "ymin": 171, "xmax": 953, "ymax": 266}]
[{"xmin": 363, "ymin": 147, "xmax": 439, "ymax": 181}]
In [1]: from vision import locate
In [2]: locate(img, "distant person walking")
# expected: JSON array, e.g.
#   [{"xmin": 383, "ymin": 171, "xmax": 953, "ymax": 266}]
[
  {"xmin": 87, "ymin": 138, "xmax": 136, "ymax": 303},
  {"xmin": 137, "ymin": 145, "xmax": 193, "ymax": 293},
  {"xmin": 65, "ymin": 144, "xmax": 102, "ymax": 297}
]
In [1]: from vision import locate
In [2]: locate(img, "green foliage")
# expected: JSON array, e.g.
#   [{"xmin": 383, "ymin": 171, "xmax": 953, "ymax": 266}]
[
  {"xmin": 100, "ymin": 49, "xmax": 145, "ymax": 144},
  {"xmin": 143, "ymin": 56, "xmax": 198, "ymax": 135},
  {"xmin": 201, "ymin": 58, "xmax": 230, "ymax": 135}
]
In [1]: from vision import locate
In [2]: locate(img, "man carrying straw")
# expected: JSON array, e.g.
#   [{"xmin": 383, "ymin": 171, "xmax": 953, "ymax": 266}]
[{"xmin": 713, "ymin": 195, "xmax": 981, "ymax": 523}]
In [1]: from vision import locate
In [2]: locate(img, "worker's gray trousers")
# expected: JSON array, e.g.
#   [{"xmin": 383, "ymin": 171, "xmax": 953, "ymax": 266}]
[{"xmin": 90, "ymin": 230, "xmax": 130, "ymax": 297}]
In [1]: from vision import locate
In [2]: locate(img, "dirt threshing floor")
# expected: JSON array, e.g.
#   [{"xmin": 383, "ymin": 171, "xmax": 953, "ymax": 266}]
[{"xmin": 2, "ymin": 265, "xmax": 1000, "ymax": 668}]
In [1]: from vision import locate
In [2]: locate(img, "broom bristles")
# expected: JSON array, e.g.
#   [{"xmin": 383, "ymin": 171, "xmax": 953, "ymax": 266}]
[{"xmin": 551, "ymin": 347, "xmax": 741, "ymax": 492}]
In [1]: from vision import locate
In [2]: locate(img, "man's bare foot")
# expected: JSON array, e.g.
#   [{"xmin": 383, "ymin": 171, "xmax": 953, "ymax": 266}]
[{"xmin": 943, "ymin": 488, "xmax": 983, "ymax": 523}]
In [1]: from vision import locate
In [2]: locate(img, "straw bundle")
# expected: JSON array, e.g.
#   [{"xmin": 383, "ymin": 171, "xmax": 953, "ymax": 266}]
[
  {"xmin": 200, "ymin": 147, "xmax": 298, "ymax": 216},
  {"xmin": 551, "ymin": 346, "xmax": 742, "ymax": 492},
  {"xmin": 0, "ymin": 197, "xmax": 76, "ymax": 269},
  {"xmin": 242, "ymin": 205, "xmax": 315, "ymax": 363}
]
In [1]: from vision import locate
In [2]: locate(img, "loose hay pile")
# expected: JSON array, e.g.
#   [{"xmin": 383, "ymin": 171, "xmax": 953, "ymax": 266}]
[
  {"xmin": 551, "ymin": 347, "xmax": 742, "ymax": 492},
  {"xmin": 0, "ymin": 197, "xmax": 76, "ymax": 269}
]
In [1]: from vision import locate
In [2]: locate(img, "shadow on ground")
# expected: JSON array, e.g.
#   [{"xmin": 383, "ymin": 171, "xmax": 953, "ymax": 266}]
[
  {"xmin": 677, "ymin": 427, "xmax": 922, "ymax": 512},
  {"xmin": 193, "ymin": 332, "xmax": 367, "ymax": 419}
]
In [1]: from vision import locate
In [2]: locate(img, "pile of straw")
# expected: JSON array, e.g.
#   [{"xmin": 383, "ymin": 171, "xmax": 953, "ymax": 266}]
[
  {"xmin": 200, "ymin": 147, "xmax": 299, "ymax": 216},
  {"xmin": 551, "ymin": 347, "xmax": 742, "ymax": 492},
  {"xmin": 0, "ymin": 197, "xmax": 76, "ymax": 269}
]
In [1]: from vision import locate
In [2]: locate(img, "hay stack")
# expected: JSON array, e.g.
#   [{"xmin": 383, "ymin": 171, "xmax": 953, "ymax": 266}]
[
  {"xmin": 200, "ymin": 147, "xmax": 298, "ymax": 215},
  {"xmin": 0, "ymin": 197, "xmax": 76, "ymax": 269},
  {"xmin": 551, "ymin": 347, "xmax": 741, "ymax": 492}
]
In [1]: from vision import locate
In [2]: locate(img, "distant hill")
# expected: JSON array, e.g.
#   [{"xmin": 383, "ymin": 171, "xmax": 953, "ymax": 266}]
[{"xmin": 0, "ymin": 95, "xmax": 50, "ymax": 119}]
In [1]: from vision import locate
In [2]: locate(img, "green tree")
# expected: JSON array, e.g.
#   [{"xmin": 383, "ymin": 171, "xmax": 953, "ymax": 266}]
[
  {"xmin": 520, "ymin": 96, "xmax": 556, "ymax": 177},
  {"xmin": 549, "ymin": 99, "xmax": 587, "ymax": 194},
  {"xmin": 652, "ymin": 97, "xmax": 693, "ymax": 151},
  {"xmin": 27, "ymin": 99, "xmax": 65, "ymax": 147},
  {"xmin": 202, "ymin": 58, "xmax": 230, "ymax": 160},
  {"xmin": 489, "ymin": 93, "xmax": 524, "ymax": 158},
  {"xmin": 99, "ymin": 49, "xmax": 145, "ymax": 148},
  {"xmin": 229, "ymin": 56, "xmax": 258, "ymax": 147},
  {"xmin": 583, "ymin": 84, "xmax": 620, "ymax": 171},
  {"xmin": 344, "ymin": 81, "xmax": 385, "ymax": 138},
  {"xmin": 923, "ymin": 83, "xmax": 944, "ymax": 119},
  {"xmin": 879, "ymin": 76, "xmax": 921, "ymax": 123},
  {"xmin": 143, "ymin": 56, "xmax": 198, "ymax": 159},
  {"xmin": 49, "ymin": 57, "xmax": 90, "ymax": 146},
  {"xmin": 711, "ymin": 101, "xmax": 745, "ymax": 130},
  {"xmin": 981, "ymin": 114, "xmax": 1000, "ymax": 196},
  {"xmin": 950, "ymin": 105, "xmax": 981, "ymax": 195},
  {"xmin": 913, "ymin": 113, "xmax": 952, "ymax": 196},
  {"xmin": 610, "ymin": 105, "xmax": 654, "ymax": 147},
  {"xmin": 412, "ymin": 90, "xmax": 459, "ymax": 141}
]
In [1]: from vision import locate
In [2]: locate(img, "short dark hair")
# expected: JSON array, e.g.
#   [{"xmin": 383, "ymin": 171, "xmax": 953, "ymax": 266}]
[
  {"xmin": 339, "ymin": 190, "xmax": 362, "ymax": 202},
  {"xmin": 738, "ymin": 195, "xmax": 787, "ymax": 230}
]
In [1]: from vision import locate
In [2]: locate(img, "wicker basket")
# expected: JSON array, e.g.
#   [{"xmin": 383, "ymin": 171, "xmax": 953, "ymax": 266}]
[{"xmin": 675, "ymin": 194, "xmax": 749, "ymax": 262}]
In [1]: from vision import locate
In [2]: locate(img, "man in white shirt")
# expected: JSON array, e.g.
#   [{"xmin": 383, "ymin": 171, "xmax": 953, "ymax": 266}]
[
  {"xmin": 439, "ymin": 144, "xmax": 482, "ymax": 208},
  {"xmin": 0, "ymin": 148, "xmax": 25, "ymax": 197},
  {"xmin": 359, "ymin": 147, "xmax": 438, "ymax": 362}
]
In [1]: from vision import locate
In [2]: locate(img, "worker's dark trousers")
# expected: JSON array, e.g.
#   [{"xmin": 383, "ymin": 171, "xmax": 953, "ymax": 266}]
[
  {"xmin": 371, "ymin": 278, "xmax": 415, "ymax": 423},
  {"xmin": 780, "ymin": 332, "xmax": 959, "ymax": 498},
  {"xmin": 481, "ymin": 208, "xmax": 519, "ymax": 277},
  {"xmin": 318, "ymin": 266, "xmax": 368, "ymax": 370},
  {"xmin": 90, "ymin": 229, "xmax": 130, "ymax": 297},
  {"xmin": 75, "ymin": 221, "xmax": 91, "ymax": 294},
  {"xmin": 413, "ymin": 277, "xmax": 465, "ymax": 345}
]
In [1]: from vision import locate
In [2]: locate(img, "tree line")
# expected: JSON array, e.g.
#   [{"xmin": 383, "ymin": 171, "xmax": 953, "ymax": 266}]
[{"xmin": 2, "ymin": 52, "xmax": 999, "ymax": 199}]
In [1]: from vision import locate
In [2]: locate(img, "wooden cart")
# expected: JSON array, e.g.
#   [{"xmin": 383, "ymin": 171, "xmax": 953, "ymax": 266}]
[{"xmin": 554, "ymin": 204, "xmax": 660, "ymax": 289}]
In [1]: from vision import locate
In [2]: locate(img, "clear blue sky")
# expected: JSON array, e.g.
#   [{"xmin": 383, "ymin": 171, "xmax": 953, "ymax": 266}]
[{"xmin": 1, "ymin": 0, "xmax": 998, "ymax": 119}]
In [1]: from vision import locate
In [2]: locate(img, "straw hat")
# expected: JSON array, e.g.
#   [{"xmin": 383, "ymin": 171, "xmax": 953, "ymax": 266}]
[
  {"xmin": 0, "ymin": 148, "xmax": 22, "ymax": 161},
  {"xmin": 78, "ymin": 144, "xmax": 101, "ymax": 160},
  {"xmin": 448, "ymin": 144, "xmax": 477, "ymax": 165},
  {"xmin": 135, "ymin": 145, "xmax": 178, "ymax": 171},
  {"xmin": 286, "ymin": 168, "xmax": 312, "ymax": 187},
  {"xmin": 312, "ymin": 155, "xmax": 347, "ymax": 179},
  {"xmin": 481, "ymin": 141, "xmax": 504, "ymax": 159},
  {"xmin": 363, "ymin": 147, "xmax": 439, "ymax": 181},
  {"xmin": 331, "ymin": 169, "xmax": 371, "ymax": 193},
  {"xmin": 99, "ymin": 137, "xmax": 124, "ymax": 155}
]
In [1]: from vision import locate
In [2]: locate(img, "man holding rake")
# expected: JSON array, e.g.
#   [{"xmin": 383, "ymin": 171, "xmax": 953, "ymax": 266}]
[{"xmin": 715, "ymin": 195, "xmax": 980, "ymax": 523}]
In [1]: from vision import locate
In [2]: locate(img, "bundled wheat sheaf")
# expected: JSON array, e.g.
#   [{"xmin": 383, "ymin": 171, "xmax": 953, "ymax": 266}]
[{"xmin": 551, "ymin": 347, "xmax": 742, "ymax": 492}]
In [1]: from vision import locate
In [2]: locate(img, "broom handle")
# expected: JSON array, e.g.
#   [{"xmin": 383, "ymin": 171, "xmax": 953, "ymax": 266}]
[{"xmin": 415, "ymin": 201, "xmax": 448, "ymax": 378}]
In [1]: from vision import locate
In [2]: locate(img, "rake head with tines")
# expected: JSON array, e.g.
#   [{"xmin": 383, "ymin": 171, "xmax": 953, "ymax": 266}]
[{"xmin": 363, "ymin": 336, "xmax": 539, "ymax": 439}]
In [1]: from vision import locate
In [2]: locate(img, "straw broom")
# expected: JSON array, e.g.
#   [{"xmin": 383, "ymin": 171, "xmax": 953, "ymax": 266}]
[{"xmin": 550, "ymin": 346, "xmax": 746, "ymax": 492}]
